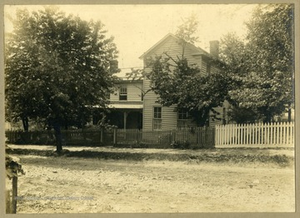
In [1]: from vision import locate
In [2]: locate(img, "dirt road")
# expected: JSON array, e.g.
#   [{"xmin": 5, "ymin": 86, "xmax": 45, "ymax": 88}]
[{"xmin": 11, "ymin": 154, "xmax": 295, "ymax": 213}]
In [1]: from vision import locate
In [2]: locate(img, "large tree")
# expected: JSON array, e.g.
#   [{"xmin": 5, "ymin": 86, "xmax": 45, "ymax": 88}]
[
  {"xmin": 220, "ymin": 4, "xmax": 294, "ymax": 123},
  {"xmin": 147, "ymin": 55, "xmax": 228, "ymax": 127},
  {"xmin": 219, "ymin": 33, "xmax": 258, "ymax": 123},
  {"xmin": 5, "ymin": 7, "xmax": 119, "ymax": 152},
  {"xmin": 128, "ymin": 14, "xmax": 228, "ymax": 127}
]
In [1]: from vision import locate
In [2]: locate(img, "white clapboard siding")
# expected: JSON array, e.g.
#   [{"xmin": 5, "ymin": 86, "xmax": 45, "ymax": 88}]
[
  {"xmin": 141, "ymin": 35, "xmax": 203, "ymax": 131},
  {"xmin": 110, "ymin": 81, "xmax": 143, "ymax": 102},
  {"xmin": 215, "ymin": 122, "xmax": 294, "ymax": 147}
]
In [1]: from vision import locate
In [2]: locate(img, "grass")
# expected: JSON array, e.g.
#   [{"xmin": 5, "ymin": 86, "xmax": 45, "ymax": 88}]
[{"xmin": 6, "ymin": 145, "xmax": 293, "ymax": 167}]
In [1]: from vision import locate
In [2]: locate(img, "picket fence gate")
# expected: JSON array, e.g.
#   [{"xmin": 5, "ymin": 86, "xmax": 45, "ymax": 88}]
[{"xmin": 215, "ymin": 122, "xmax": 294, "ymax": 147}]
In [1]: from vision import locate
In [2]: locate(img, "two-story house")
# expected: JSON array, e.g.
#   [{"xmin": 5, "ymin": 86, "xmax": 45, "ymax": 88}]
[
  {"xmin": 103, "ymin": 33, "xmax": 229, "ymax": 131},
  {"xmin": 140, "ymin": 33, "xmax": 229, "ymax": 131},
  {"xmin": 105, "ymin": 77, "xmax": 143, "ymax": 129}
]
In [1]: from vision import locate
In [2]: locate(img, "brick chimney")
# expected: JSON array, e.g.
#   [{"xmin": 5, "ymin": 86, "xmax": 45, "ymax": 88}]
[{"xmin": 209, "ymin": 40, "xmax": 219, "ymax": 59}]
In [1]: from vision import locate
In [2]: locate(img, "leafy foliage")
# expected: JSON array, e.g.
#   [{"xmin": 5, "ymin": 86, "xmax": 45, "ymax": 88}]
[
  {"xmin": 175, "ymin": 14, "xmax": 198, "ymax": 44},
  {"xmin": 175, "ymin": 14, "xmax": 199, "ymax": 55},
  {"xmin": 5, "ymin": 7, "xmax": 119, "ymax": 128},
  {"xmin": 147, "ymin": 55, "xmax": 228, "ymax": 126},
  {"xmin": 128, "ymin": 14, "xmax": 228, "ymax": 127},
  {"xmin": 5, "ymin": 7, "xmax": 119, "ymax": 151},
  {"xmin": 220, "ymin": 4, "xmax": 294, "ymax": 123}
]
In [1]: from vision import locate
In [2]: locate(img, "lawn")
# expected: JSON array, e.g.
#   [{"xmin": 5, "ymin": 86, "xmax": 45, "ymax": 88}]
[{"xmin": 6, "ymin": 145, "xmax": 295, "ymax": 213}]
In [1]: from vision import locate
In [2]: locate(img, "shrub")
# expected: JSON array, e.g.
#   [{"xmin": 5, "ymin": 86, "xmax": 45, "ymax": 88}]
[{"xmin": 171, "ymin": 141, "xmax": 191, "ymax": 149}]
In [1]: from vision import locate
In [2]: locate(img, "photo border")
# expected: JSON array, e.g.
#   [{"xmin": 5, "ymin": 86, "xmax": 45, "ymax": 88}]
[{"xmin": 1, "ymin": 0, "xmax": 299, "ymax": 218}]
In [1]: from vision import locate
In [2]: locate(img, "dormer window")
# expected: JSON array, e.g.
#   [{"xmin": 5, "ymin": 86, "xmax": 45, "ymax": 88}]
[{"xmin": 119, "ymin": 86, "xmax": 127, "ymax": 100}]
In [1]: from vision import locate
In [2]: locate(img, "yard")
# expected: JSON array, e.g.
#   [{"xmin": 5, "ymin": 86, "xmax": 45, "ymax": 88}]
[{"xmin": 7, "ymin": 145, "xmax": 295, "ymax": 213}]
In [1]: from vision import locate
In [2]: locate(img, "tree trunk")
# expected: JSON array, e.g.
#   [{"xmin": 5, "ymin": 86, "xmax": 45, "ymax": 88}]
[
  {"xmin": 22, "ymin": 117, "xmax": 29, "ymax": 132},
  {"xmin": 53, "ymin": 122, "xmax": 63, "ymax": 153},
  {"xmin": 263, "ymin": 113, "xmax": 272, "ymax": 123},
  {"xmin": 195, "ymin": 109, "xmax": 210, "ymax": 127},
  {"xmin": 288, "ymin": 103, "xmax": 292, "ymax": 122}
]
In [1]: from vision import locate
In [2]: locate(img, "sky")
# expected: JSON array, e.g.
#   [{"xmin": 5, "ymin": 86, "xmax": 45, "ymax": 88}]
[{"xmin": 4, "ymin": 4, "xmax": 257, "ymax": 75}]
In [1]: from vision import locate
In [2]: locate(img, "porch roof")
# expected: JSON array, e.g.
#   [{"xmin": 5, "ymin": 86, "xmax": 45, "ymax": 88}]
[{"xmin": 108, "ymin": 103, "xmax": 143, "ymax": 109}]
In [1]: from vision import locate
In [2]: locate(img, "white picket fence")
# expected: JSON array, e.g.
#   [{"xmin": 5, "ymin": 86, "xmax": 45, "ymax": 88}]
[{"xmin": 215, "ymin": 122, "xmax": 294, "ymax": 147}]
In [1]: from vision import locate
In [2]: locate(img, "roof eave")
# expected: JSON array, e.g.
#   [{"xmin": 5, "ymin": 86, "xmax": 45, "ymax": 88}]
[{"xmin": 139, "ymin": 33, "xmax": 175, "ymax": 59}]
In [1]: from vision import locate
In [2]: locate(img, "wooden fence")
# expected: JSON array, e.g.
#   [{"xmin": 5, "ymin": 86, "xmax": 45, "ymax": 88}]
[
  {"xmin": 6, "ymin": 122, "xmax": 293, "ymax": 148},
  {"xmin": 5, "ymin": 127, "xmax": 215, "ymax": 148},
  {"xmin": 215, "ymin": 122, "xmax": 294, "ymax": 147},
  {"xmin": 116, "ymin": 128, "xmax": 214, "ymax": 148}
]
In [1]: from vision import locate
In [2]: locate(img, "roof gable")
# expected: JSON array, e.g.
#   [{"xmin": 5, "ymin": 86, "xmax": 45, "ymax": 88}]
[{"xmin": 139, "ymin": 33, "xmax": 210, "ymax": 59}]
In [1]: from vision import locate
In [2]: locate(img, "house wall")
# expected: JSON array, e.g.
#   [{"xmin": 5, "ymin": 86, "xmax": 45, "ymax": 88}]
[
  {"xmin": 142, "ymin": 36, "xmax": 202, "ymax": 131},
  {"xmin": 144, "ymin": 35, "xmax": 203, "ymax": 69},
  {"xmin": 142, "ymin": 71, "xmax": 158, "ymax": 131},
  {"xmin": 201, "ymin": 61, "xmax": 207, "ymax": 75},
  {"xmin": 143, "ymin": 67, "xmax": 178, "ymax": 131},
  {"xmin": 110, "ymin": 81, "xmax": 143, "ymax": 102},
  {"xmin": 142, "ymin": 35, "xmax": 228, "ymax": 130}
]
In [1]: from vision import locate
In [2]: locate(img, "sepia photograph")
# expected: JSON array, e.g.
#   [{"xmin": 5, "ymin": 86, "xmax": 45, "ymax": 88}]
[{"xmin": 1, "ymin": 0, "xmax": 298, "ymax": 216}]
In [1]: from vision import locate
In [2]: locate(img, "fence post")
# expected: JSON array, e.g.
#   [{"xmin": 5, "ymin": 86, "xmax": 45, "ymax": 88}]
[
  {"xmin": 100, "ymin": 128, "xmax": 103, "ymax": 143},
  {"xmin": 291, "ymin": 122, "xmax": 294, "ymax": 145},
  {"xmin": 212, "ymin": 127, "xmax": 216, "ymax": 148},
  {"xmin": 196, "ymin": 128, "xmax": 199, "ymax": 146},
  {"xmin": 215, "ymin": 125, "xmax": 218, "ymax": 146},
  {"xmin": 169, "ymin": 130, "xmax": 172, "ymax": 145},
  {"xmin": 202, "ymin": 127, "xmax": 206, "ymax": 147},
  {"xmin": 172, "ymin": 130, "xmax": 176, "ymax": 142},
  {"xmin": 113, "ymin": 128, "xmax": 117, "ymax": 145},
  {"xmin": 136, "ymin": 129, "xmax": 140, "ymax": 144},
  {"xmin": 12, "ymin": 176, "xmax": 18, "ymax": 213}
]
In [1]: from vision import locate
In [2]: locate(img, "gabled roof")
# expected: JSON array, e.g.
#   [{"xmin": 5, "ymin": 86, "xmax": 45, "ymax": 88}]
[{"xmin": 139, "ymin": 33, "xmax": 212, "ymax": 59}]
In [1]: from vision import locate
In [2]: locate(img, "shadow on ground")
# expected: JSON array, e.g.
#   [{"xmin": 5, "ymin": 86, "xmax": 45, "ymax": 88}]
[{"xmin": 6, "ymin": 147, "xmax": 293, "ymax": 167}]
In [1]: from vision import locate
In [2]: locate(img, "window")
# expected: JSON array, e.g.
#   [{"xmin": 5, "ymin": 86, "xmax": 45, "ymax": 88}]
[
  {"xmin": 178, "ymin": 110, "xmax": 190, "ymax": 120},
  {"xmin": 119, "ymin": 86, "xmax": 127, "ymax": 100},
  {"xmin": 153, "ymin": 107, "xmax": 162, "ymax": 130},
  {"xmin": 177, "ymin": 109, "xmax": 191, "ymax": 129},
  {"xmin": 154, "ymin": 107, "xmax": 162, "ymax": 119}
]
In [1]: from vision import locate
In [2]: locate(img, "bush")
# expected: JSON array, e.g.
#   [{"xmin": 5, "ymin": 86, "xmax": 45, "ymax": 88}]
[{"xmin": 171, "ymin": 141, "xmax": 191, "ymax": 149}]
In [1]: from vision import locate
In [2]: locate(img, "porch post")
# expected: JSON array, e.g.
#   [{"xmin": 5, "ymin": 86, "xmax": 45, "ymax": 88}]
[{"xmin": 124, "ymin": 111, "xmax": 127, "ymax": 130}]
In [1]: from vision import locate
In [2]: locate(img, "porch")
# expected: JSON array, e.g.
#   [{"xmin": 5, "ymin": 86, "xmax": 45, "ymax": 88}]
[{"xmin": 107, "ymin": 102, "xmax": 143, "ymax": 130}]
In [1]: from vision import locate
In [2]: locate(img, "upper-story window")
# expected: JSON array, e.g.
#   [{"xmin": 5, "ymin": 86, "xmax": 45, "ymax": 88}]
[{"xmin": 119, "ymin": 86, "xmax": 127, "ymax": 101}]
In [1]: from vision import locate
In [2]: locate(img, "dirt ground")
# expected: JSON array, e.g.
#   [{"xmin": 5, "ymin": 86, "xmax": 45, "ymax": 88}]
[{"xmin": 7, "ymin": 149, "xmax": 295, "ymax": 213}]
